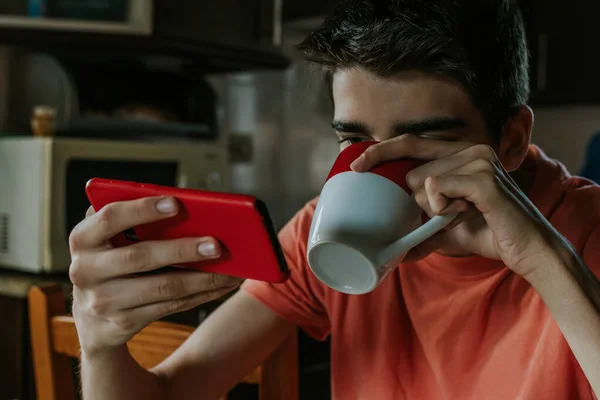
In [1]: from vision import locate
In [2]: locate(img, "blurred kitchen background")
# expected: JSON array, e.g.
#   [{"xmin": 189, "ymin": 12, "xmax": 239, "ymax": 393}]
[{"xmin": 1, "ymin": 1, "xmax": 600, "ymax": 399}]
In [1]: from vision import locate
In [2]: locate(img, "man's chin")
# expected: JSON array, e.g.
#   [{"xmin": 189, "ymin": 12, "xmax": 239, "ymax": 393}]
[
  {"xmin": 402, "ymin": 234, "xmax": 474, "ymax": 263},
  {"xmin": 434, "ymin": 247, "xmax": 476, "ymax": 258},
  {"xmin": 403, "ymin": 244, "xmax": 471, "ymax": 263}
]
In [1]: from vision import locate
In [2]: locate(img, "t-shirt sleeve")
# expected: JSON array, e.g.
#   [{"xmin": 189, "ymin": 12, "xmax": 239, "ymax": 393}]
[
  {"xmin": 241, "ymin": 201, "xmax": 331, "ymax": 340},
  {"xmin": 552, "ymin": 182, "xmax": 600, "ymax": 280}
]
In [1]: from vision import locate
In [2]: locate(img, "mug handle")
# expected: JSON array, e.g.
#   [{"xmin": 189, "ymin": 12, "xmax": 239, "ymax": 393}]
[{"xmin": 377, "ymin": 213, "xmax": 458, "ymax": 265}]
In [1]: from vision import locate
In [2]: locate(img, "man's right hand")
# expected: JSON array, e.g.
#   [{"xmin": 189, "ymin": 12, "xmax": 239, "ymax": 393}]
[{"xmin": 69, "ymin": 196, "xmax": 243, "ymax": 357}]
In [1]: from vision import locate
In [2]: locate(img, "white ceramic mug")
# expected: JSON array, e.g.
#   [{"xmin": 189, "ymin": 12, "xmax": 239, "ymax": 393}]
[{"xmin": 307, "ymin": 141, "xmax": 457, "ymax": 295}]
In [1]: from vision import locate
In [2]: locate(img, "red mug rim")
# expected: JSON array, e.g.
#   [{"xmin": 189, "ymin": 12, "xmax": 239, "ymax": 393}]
[{"xmin": 326, "ymin": 141, "xmax": 425, "ymax": 195}]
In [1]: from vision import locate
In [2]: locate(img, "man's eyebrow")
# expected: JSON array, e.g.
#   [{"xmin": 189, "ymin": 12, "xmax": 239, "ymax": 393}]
[
  {"xmin": 395, "ymin": 117, "xmax": 467, "ymax": 135},
  {"xmin": 331, "ymin": 117, "xmax": 467, "ymax": 136},
  {"xmin": 331, "ymin": 120, "xmax": 370, "ymax": 134}
]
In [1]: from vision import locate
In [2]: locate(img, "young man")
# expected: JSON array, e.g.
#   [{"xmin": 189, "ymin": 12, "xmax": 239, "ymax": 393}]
[{"xmin": 69, "ymin": 0, "xmax": 600, "ymax": 399}]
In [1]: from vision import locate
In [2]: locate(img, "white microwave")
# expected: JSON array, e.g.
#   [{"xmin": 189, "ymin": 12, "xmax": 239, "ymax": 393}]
[{"xmin": 0, "ymin": 136, "xmax": 230, "ymax": 274}]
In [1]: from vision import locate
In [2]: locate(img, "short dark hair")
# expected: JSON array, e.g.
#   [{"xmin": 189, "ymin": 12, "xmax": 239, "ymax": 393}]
[{"xmin": 297, "ymin": 0, "xmax": 530, "ymax": 141}]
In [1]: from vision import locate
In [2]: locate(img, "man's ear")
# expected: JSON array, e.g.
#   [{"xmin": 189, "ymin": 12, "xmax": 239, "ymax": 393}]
[{"xmin": 497, "ymin": 105, "xmax": 534, "ymax": 172}]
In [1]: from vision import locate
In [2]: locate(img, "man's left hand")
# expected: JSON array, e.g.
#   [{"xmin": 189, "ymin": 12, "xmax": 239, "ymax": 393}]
[{"xmin": 350, "ymin": 134, "xmax": 556, "ymax": 277}]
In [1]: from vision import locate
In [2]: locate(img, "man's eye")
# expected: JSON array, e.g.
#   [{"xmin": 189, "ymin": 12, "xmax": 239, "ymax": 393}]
[
  {"xmin": 338, "ymin": 137, "xmax": 363, "ymax": 145},
  {"xmin": 419, "ymin": 133, "xmax": 458, "ymax": 142}
]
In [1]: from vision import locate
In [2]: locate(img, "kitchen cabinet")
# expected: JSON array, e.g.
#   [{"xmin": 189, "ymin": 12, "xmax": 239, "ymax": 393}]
[
  {"xmin": 0, "ymin": 0, "xmax": 289, "ymax": 73},
  {"xmin": 519, "ymin": 0, "xmax": 600, "ymax": 105}
]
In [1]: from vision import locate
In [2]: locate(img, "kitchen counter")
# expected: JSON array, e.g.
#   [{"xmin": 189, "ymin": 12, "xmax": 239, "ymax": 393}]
[{"xmin": 0, "ymin": 266, "xmax": 71, "ymax": 299}]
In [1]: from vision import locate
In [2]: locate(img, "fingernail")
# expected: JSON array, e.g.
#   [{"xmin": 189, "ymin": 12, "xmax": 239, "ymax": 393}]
[
  {"xmin": 350, "ymin": 154, "xmax": 365, "ymax": 171},
  {"xmin": 198, "ymin": 241, "xmax": 219, "ymax": 257},
  {"xmin": 156, "ymin": 197, "xmax": 177, "ymax": 214}
]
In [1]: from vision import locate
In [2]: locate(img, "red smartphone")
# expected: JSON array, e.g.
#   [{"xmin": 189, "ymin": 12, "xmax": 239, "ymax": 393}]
[{"xmin": 85, "ymin": 178, "xmax": 289, "ymax": 283}]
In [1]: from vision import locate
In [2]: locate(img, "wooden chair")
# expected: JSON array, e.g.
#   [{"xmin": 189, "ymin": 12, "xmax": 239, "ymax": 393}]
[{"xmin": 28, "ymin": 282, "xmax": 298, "ymax": 400}]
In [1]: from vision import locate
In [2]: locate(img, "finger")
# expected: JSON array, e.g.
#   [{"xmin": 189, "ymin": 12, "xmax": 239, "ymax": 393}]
[
  {"xmin": 87, "ymin": 271, "xmax": 243, "ymax": 313},
  {"xmin": 407, "ymin": 147, "xmax": 497, "ymax": 216},
  {"xmin": 406, "ymin": 155, "xmax": 473, "ymax": 191},
  {"xmin": 424, "ymin": 177, "xmax": 452, "ymax": 215},
  {"xmin": 414, "ymin": 190, "xmax": 434, "ymax": 216},
  {"xmin": 74, "ymin": 237, "xmax": 222, "ymax": 283},
  {"xmin": 86, "ymin": 205, "xmax": 96, "ymax": 218},
  {"xmin": 114, "ymin": 285, "xmax": 241, "ymax": 330},
  {"xmin": 424, "ymin": 179, "xmax": 471, "ymax": 217},
  {"xmin": 437, "ymin": 157, "xmax": 533, "ymax": 218},
  {"xmin": 417, "ymin": 156, "xmax": 502, "ymax": 216},
  {"xmin": 435, "ymin": 149, "xmax": 534, "ymax": 218},
  {"xmin": 69, "ymin": 196, "xmax": 179, "ymax": 250},
  {"xmin": 443, "ymin": 157, "xmax": 499, "ymax": 178},
  {"xmin": 351, "ymin": 135, "xmax": 473, "ymax": 172},
  {"xmin": 82, "ymin": 206, "xmax": 114, "ymax": 251},
  {"xmin": 443, "ymin": 205, "xmax": 479, "ymax": 230},
  {"xmin": 423, "ymin": 176, "xmax": 474, "ymax": 216},
  {"xmin": 425, "ymin": 172, "xmax": 508, "ymax": 217},
  {"xmin": 441, "ymin": 199, "xmax": 471, "ymax": 216},
  {"xmin": 415, "ymin": 188, "xmax": 469, "ymax": 217},
  {"xmin": 406, "ymin": 144, "xmax": 499, "ymax": 190}
]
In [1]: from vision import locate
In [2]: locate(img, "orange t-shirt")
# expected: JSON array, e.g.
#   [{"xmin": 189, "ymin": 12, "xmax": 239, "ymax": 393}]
[{"xmin": 241, "ymin": 145, "xmax": 600, "ymax": 400}]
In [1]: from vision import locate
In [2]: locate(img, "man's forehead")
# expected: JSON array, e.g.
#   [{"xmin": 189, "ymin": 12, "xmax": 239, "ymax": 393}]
[{"xmin": 331, "ymin": 68, "xmax": 474, "ymax": 120}]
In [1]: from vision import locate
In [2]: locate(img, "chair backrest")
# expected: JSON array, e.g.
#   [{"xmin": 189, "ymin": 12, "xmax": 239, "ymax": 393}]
[{"xmin": 28, "ymin": 282, "xmax": 298, "ymax": 400}]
